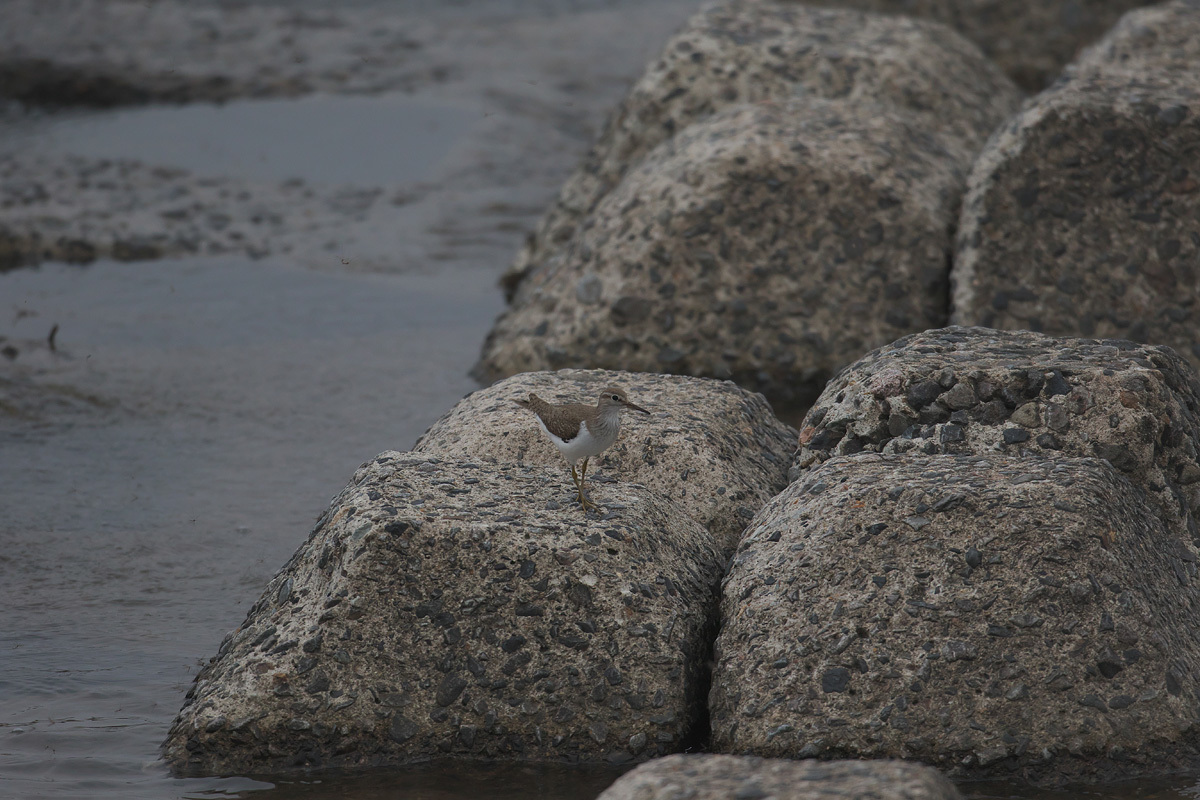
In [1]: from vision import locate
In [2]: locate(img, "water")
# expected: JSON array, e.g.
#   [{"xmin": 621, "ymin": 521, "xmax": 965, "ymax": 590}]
[
  {"xmin": 6, "ymin": 96, "xmax": 477, "ymax": 186},
  {"xmin": 0, "ymin": 257, "xmax": 503, "ymax": 799}
]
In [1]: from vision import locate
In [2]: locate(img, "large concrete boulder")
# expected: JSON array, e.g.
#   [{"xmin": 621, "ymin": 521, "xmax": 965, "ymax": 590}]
[
  {"xmin": 711, "ymin": 453, "xmax": 1200, "ymax": 784},
  {"xmin": 1073, "ymin": 0, "xmax": 1200, "ymax": 74},
  {"xmin": 597, "ymin": 754, "xmax": 962, "ymax": 800},
  {"xmin": 952, "ymin": 1, "xmax": 1200, "ymax": 371},
  {"xmin": 801, "ymin": 0, "xmax": 1159, "ymax": 91},
  {"xmin": 414, "ymin": 369, "xmax": 796, "ymax": 554},
  {"xmin": 793, "ymin": 327, "xmax": 1200, "ymax": 546},
  {"xmin": 501, "ymin": 0, "xmax": 1021, "ymax": 298},
  {"xmin": 479, "ymin": 95, "xmax": 983, "ymax": 413},
  {"xmin": 164, "ymin": 453, "xmax": 724, "ymax": 774}
]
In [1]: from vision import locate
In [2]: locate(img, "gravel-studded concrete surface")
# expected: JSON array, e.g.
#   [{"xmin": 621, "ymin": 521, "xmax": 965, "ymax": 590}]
[
  {"xmin": 711, "ymin": 453, "xmax": 1200, "ymax": 785},
  {"xmin": 791, "ymin": 327, "xmax": 1200, "ymax": 547},
  {"xmin": 799, "ymin": 0, "xmax": 1159, "ymax": 91},
  {"xmin": 952, "ymin": 0, "xmax": 1200, "ymax": 372},
  {"xmin": 501, "ymin": 0, "xmax": 1021, "ymax": 298},
  {"xmin": 1073, "ymin": 0, "xmax": 1200, "ymax": 74},
  {"xmin": 596, "ymin": 753, "xmax": 963, "ymax": 800},
  {"xmin": 414, "ymin": 370, "xmax": 795, "ymax": 555},
  {"xmin": 164, "ymin": 452, "xmax": 723, "ymax": 775},
  {"xmin": 477, "ymin": 94, "xmax": 990, "ymax": 413}
]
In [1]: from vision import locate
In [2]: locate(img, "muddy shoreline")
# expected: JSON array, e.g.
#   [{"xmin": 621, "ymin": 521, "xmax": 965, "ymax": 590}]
[{"xmin": 0, "ymin": 0, "xmax": 699, "ymax": 271}]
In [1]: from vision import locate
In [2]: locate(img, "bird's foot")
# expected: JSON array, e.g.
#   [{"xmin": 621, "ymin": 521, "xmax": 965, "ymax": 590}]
[{"xmin": 578, "ymin": 490, "xmax": 601, "ymax": 513}]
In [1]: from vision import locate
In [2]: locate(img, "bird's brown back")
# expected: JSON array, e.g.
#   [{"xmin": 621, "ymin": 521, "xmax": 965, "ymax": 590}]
[{"xmin": 515, "ymin": 393, "xmax": 592, "ymax": 442}]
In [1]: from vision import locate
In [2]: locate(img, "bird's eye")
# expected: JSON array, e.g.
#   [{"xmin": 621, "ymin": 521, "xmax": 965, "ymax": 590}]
[{"xmin": 611, "ymin": 395, "xmax": 620, "ymax": 401}]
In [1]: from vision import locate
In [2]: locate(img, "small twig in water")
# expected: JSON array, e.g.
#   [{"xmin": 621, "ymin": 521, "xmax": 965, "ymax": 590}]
[{"xmin": 47, "ymin": 324, "xmax": 59, "ymax": 352}]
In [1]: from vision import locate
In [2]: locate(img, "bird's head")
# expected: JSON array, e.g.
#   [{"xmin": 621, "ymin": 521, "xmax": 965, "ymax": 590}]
[{"xmin": 598, "ymin": 386, "xmax": 650, "ymax": 415}]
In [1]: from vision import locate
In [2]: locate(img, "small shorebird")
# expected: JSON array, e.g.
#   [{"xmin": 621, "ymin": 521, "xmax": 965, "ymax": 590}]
[{"xmin": 516, "ymin": 386, "xmax": 650, "ymax": 511}]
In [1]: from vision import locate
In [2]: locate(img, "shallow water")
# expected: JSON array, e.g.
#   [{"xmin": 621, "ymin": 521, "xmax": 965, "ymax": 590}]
[
  {"xmin": 0, "ymin": 256, "xmax": 503, "ymax": 799},
  {"xmin": 6, "ymin": 95, "xmax": 477, "ymax": 186}
]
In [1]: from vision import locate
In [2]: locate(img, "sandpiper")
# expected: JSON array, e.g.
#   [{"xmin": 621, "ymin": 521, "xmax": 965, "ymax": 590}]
[{"xmin": 516, "ymin": 386, "xmax": 650, "ymax": 511}]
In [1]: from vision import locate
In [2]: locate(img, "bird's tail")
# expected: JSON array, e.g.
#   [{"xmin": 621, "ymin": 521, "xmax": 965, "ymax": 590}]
[{"xmin": 514, "ymin": 393, "xmax": 545, "ymax": 413}]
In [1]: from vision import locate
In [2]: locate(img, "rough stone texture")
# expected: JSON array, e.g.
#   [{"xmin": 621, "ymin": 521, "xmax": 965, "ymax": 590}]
[
  {"xmin": 501, "ymin": 1, "xmax": 1021, "ymax": 298},
  {"xmin": 711, "ymin": 453, "xmax": 1200, "ymax": 784},
  {"xmin": 596, "ymin": 753, "xmax": 962, "ymax": 800},
  {"xmin": 164, "ymin": 453, "xmax": 723, "ymax": 775},
  {"xmin": 952, "ymin": 1, "xmax": 1200, "ymax": 373},
  {"xmin": 800, "ymin": 0, "xmax": 1158, "ymax": 91},
  {"xmin": 792, "ymin": 327, "xmax": 1200, "ymax": 547},
  {"xmin": 1073, "ymin": 0, "xmax": 1200, "ymax": 75},
  {"xmin": 478, "ymin": 94, "xmax": 987, "ymax": 413},
  {"xmin": 413, "ymin": 369, "xmax": 796, "ymax": 555}
]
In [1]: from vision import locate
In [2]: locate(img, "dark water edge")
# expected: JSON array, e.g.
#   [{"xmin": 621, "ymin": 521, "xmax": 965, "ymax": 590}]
[
  {"xmin": 5, "ymin": 95, "xmax": 478, "ymax": 187},
  {"xmin": 176, "ymin": 760, "xmax": 1200, "ymax": 800},
  {"xmin": 192, "ymin": 761, "xmax": 631, "ymax": 800},
  {"xmin": 963, "ymin": 775, "xmax": 1200, "ymax": 800}
]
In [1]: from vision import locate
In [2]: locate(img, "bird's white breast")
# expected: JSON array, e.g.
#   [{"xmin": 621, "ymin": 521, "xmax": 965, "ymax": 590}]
[{"xmin": 537, "ymin": 417, "xmax": 616, "ymax": 465}]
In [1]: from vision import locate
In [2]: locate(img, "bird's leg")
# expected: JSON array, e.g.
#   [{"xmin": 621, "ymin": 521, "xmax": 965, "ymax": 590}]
[
  {"xmin": 579, "ymin": 458, "xmax": 599, "ymax": 510},
  {"xmin": 568, "ymin": 463, "xmax": 587, "ymax": 508},
  {"xmin": 572, "ymin": 459, "xmax": 599, "ymax": 512}
]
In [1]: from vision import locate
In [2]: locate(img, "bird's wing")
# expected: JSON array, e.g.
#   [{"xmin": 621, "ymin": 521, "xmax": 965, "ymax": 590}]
[{"xmin": 540, "ymin": 404, "xmax": 586, "ymax": 442}]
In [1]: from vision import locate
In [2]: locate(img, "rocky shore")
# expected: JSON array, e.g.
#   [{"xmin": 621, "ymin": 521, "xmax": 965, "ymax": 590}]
[
  {"xmin": 144, "ymin": 0, "xmax": 1200, "ymax": 795},
  {"xmin": 476, "ymin": 0, "xmax": 1023, "ymax": 412},
  {"xmin": 952, "ymin": 0, "xmax": 1200, "ymax": 370}
]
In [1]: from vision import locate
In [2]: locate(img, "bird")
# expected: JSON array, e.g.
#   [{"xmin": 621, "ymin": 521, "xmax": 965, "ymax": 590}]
[{"xmin": 515, "ymin": 385, "xmax": 650, "ymax": 511}]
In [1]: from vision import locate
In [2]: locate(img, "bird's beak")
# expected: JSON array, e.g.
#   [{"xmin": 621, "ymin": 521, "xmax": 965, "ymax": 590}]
[{"xmin": 624, "ymin": 400, "xmax": 651, "ymax": 415}]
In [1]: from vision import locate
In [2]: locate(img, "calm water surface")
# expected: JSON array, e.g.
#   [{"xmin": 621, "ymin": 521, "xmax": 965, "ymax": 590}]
[
  {"xmin": 7, "ymin": 96, "xmax": 477, "ymax": 187},
  {"xmin": 0, "ymin": 257, "xmax": 504, "ymax": 799}
]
